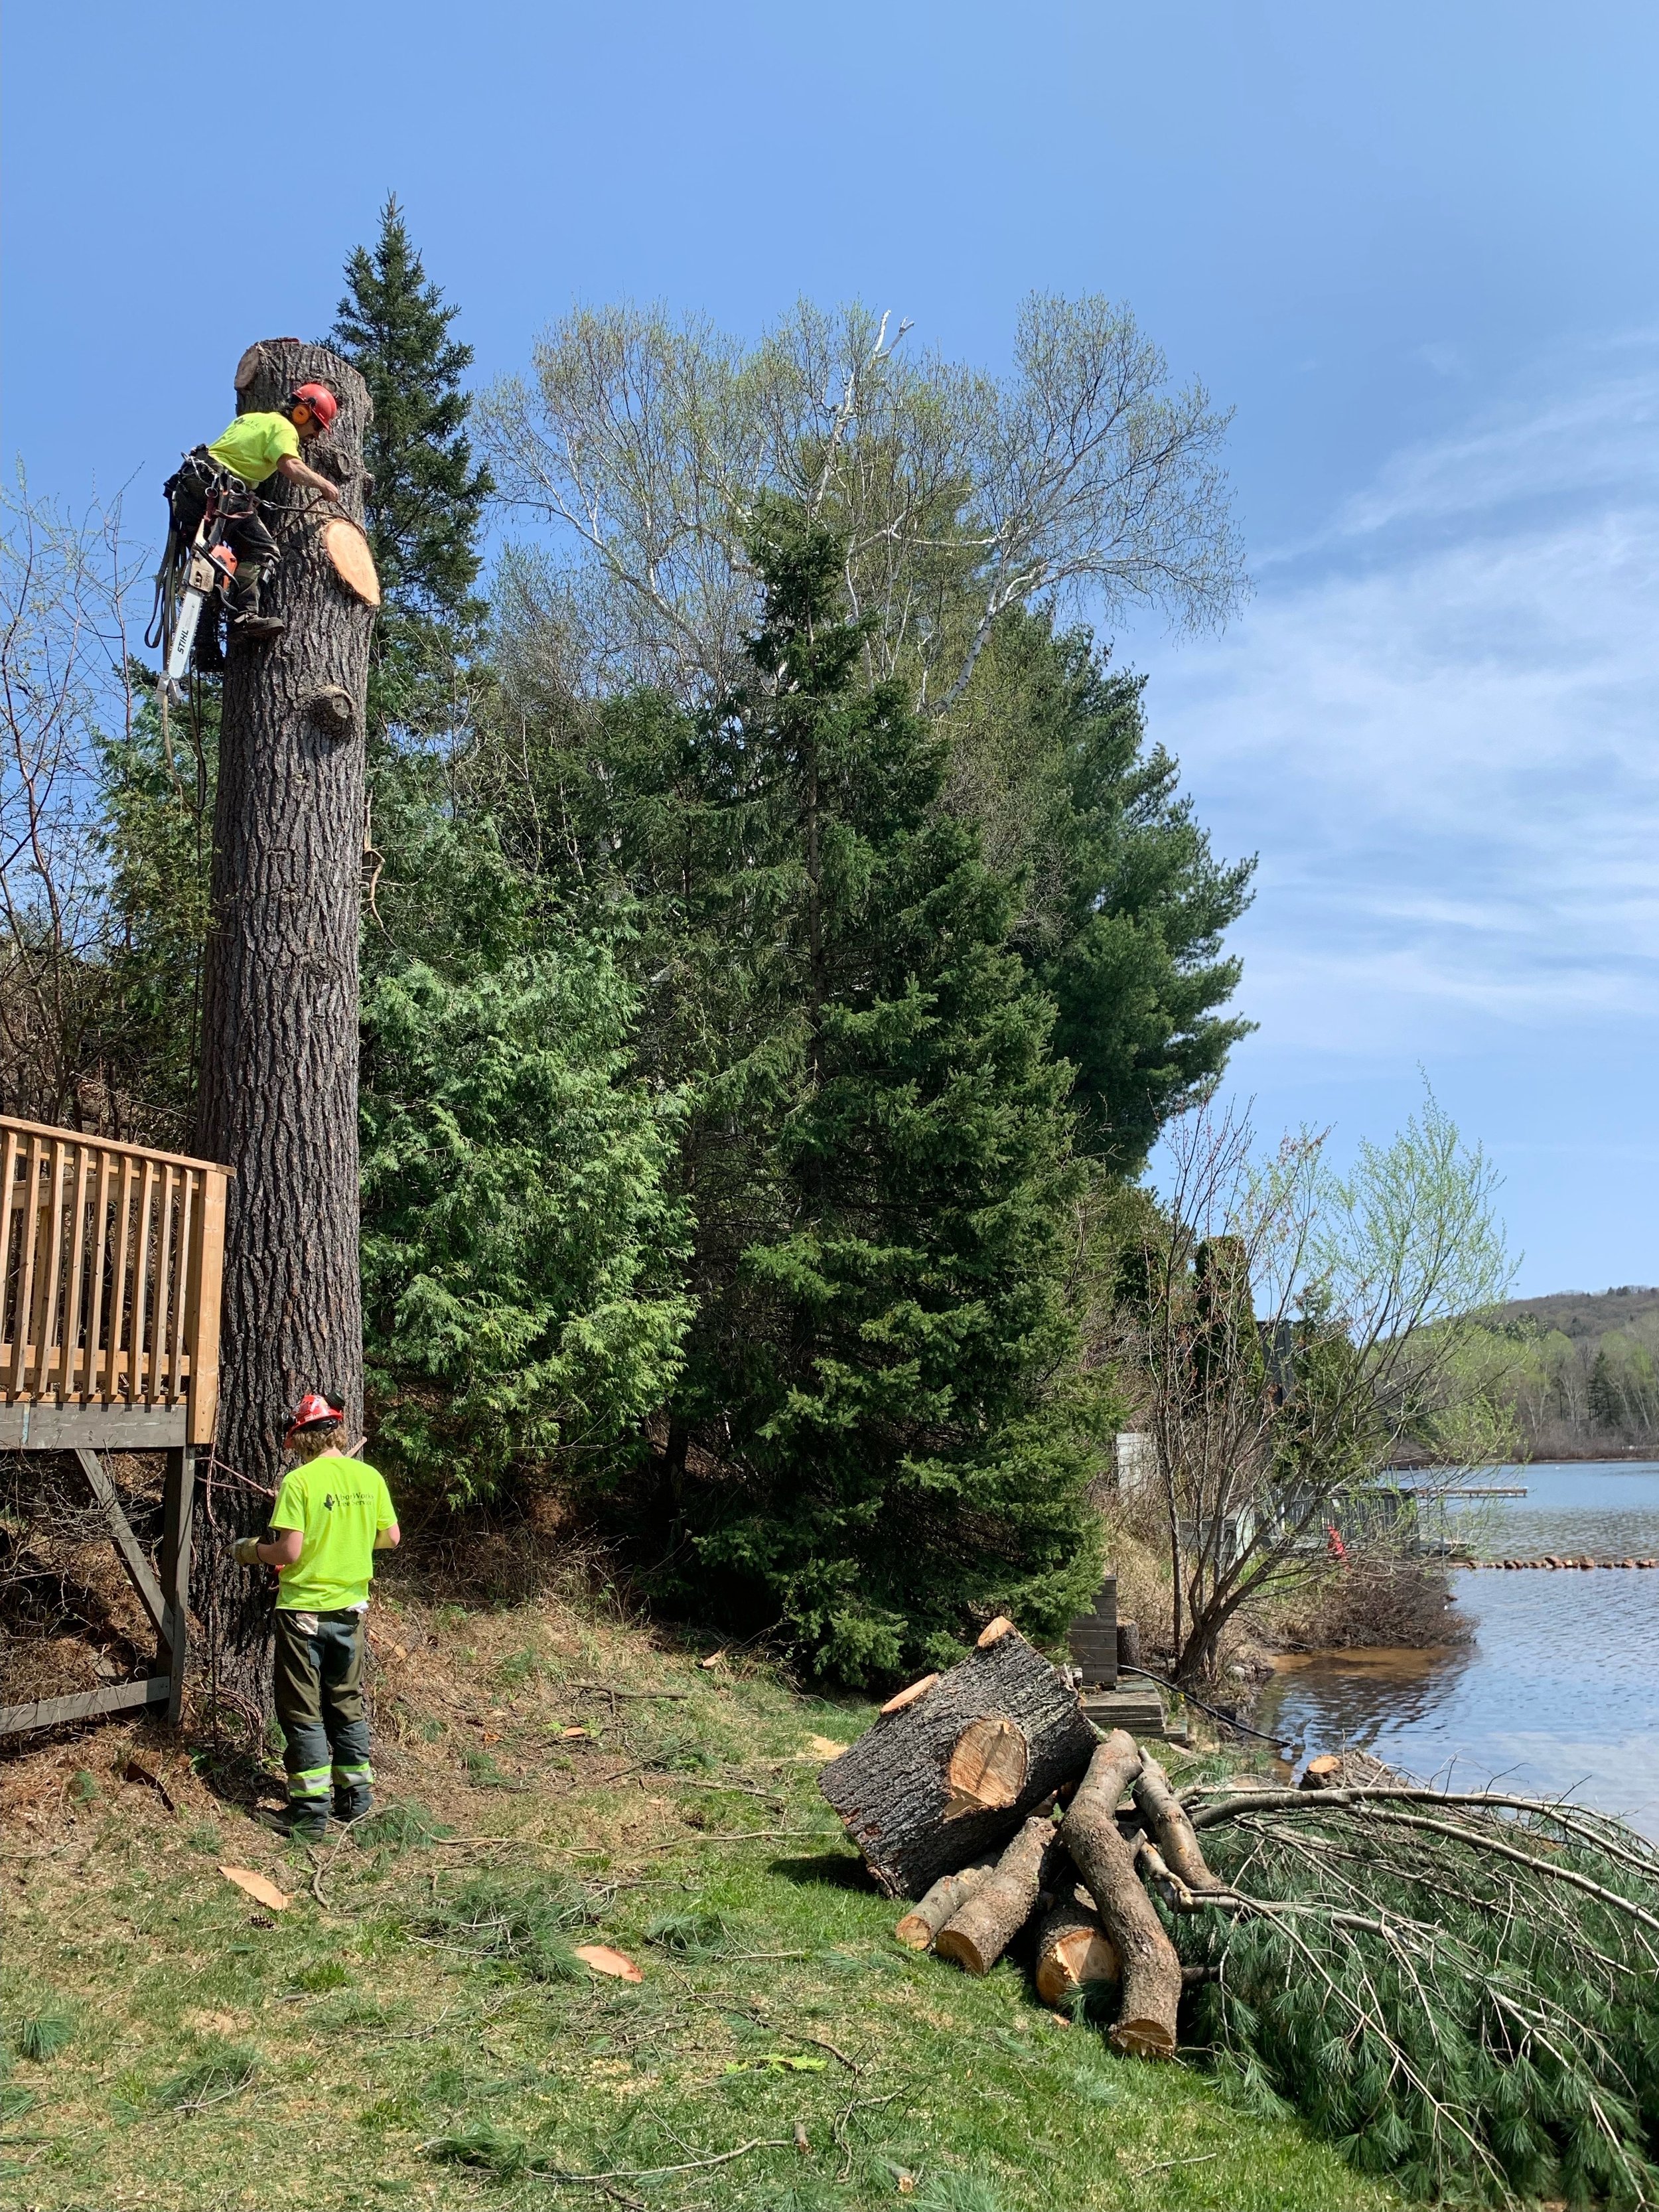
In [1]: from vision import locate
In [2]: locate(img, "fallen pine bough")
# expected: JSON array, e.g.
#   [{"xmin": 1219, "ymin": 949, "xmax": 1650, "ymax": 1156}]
[{"xmin": 820, "ymin": 1625, "xmax": 1659, "ymax": 2204}]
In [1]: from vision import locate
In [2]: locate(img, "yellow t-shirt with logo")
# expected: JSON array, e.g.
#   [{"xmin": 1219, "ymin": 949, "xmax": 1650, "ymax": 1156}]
[
  {"xmin": 207, "ymin": 411, "xmax": 300, "ymax": 486},
  {"xmin": 269, "ymin": 1454, "xmax": 396, "ymax": 1612}
]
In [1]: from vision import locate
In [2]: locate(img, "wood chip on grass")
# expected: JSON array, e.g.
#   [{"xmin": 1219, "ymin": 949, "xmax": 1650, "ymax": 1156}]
[{"xmin": 217, "ymin": 1866, "xmax": 291, "ymax": 1911}]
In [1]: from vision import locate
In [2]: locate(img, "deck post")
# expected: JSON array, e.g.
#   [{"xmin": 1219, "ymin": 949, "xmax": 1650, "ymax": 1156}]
[
  {"xmin": 0, "ymin": 1115, "xmax": 226, "ymax": 1742},
  {"xmin": 160, "ymin": 1445, "xmax": 196, "ymax": 1726}
]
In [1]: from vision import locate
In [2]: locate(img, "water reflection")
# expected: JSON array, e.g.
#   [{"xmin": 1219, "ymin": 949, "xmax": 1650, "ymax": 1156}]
[{"xmin": 1252, "ymin": 1463, "xmax": 1659, "ymax": 1838}]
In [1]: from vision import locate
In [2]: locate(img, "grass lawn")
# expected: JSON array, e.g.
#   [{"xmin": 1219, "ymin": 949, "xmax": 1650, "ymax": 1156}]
[{"xmin": 0, "ymin": 1584, "xmax": 1406, "ymax": 2212}]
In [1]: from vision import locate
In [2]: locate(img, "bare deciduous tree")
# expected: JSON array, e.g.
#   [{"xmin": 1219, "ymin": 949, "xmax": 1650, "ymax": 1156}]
[
  {"xmin": 1108, "ymin": 1089, "xmax": 1514, "ymax": 1686},
  {"xmin": 480, "ymin": 294, "xmax": 1246, "ymax": 710},
  {"xmin": 0, "ymin": 477, "xmax": 145, "ymax": 1128}
]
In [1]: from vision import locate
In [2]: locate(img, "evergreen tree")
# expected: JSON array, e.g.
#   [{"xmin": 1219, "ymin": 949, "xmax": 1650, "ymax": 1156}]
[
  {"xmin": 943, "ymin": 610, "xmax": 1255, "ymax": 1173},
  {"xmin": 360, "ymin": 940, "xmax": 693, "ymax": 1501},
  {"xmin": 329, "ymin": 194, "xmax": 492, "ymax": 743},
  {"xmin": 656, "ymin": 499, "xmax": 1108, "ymax": 1680}
]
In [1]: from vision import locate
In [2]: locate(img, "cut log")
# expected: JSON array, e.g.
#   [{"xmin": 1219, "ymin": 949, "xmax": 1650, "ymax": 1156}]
[
  {"xmin": 934, "ymin": 1815, "xmax": 1062, "ymax": 1976},
  {"xmin": 1301, "ymin": 1754, "xmax": 1342, "ymax": 1791},
  {"xmin": 1034, "ymin": 1895, "xmax": 1120, "ymax": 2006},
  {"xmin": 895, "ymin": 1864, "xmax": 994, "ymax": 1951},
  {"xmin": 1062, "ymin": 1732, "xmax": 1183, "ymax": 2059},
  {"xmin": 820, "ymin": 1623, "xmax": 1098, "ymax": 1898},
  {"xmin": 1131, "ymin": 1754, "xmax": 1224, "ymax": 1893}
]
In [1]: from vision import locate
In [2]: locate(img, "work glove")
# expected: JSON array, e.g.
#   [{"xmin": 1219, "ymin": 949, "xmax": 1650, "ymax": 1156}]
[{"xmin": 233, "ymin": 1536, "xmax": 263, "ymax": 1568}]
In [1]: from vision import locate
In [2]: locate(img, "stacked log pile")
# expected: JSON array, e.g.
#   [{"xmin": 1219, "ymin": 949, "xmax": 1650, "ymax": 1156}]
[
  {"xmin": 820, "ymin": 1619, "xmax": 1218, "ymax": 2057},
  {"xmin": 820, "ymin": 1622, "xmax": 1659, "ymax": 2205}
]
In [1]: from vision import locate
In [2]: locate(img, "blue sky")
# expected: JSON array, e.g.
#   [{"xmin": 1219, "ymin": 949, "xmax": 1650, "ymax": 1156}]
[{"xmin": 4, "ymin": 2, "xmax": 1656, "ymax": 1293}]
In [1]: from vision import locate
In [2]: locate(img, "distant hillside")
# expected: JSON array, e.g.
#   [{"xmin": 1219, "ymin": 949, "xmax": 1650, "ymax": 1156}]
[
  {"xmin": 1494, "ymin": 1286, "xmax": 1659, "ymax": 1340},
  {"xmin": 1479, "ymin": 1286, "xmax": 1659, "ymax": 1459}
]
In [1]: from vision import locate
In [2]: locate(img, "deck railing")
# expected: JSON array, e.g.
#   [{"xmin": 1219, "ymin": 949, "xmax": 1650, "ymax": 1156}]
[{"xmin": 0, "ymin": 1116, "xmax": 229, "ymax": 1446}]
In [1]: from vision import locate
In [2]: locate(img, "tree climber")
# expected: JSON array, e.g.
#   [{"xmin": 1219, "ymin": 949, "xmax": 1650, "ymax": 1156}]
[
  {"xmin": 163, "ymin": 384, "xmax": 346, "ymax": 643},
  {"xmin": 234, "ymin": 1390, "xmax": 399, "ymax": 1838}
]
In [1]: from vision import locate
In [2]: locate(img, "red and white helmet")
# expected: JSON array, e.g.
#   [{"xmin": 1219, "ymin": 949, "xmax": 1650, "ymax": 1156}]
[
  {"xmin": 285, "ymin": 382, "xmax": 338, "ymax": 429},
  {"xmin": 285, "ymin": 1389, "xmax": 344, "ymax": 1443}
]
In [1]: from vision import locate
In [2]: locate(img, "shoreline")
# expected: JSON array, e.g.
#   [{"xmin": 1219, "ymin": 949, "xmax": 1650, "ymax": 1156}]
[{"xmin": 1387, "ymin": 1444, "xmax": 1659, "ymax": 1469}]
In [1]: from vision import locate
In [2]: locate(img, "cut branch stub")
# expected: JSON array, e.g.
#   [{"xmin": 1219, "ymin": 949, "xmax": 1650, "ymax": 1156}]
[
  {"xmin": 819, "ymin": 1623, "xmax": 1098, "ymax": 1898},
  {"xmin": 307, "ymin": 686, "xmax": 355, "ymax": 737}
]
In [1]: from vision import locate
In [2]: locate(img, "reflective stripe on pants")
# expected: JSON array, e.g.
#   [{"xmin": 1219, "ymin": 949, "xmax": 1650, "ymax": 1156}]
[{"xmin": 273, "ymin": 1609, "xmax": 372, "ymax": 1799}]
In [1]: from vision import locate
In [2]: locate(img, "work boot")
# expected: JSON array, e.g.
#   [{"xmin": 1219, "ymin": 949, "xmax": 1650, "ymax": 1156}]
[
  {"xmin": 231, "ymin": 610, "xmax": 285, "ymax": 640},
  {"xmin": 255, "ymin": 1804, "xmax": 330, "ymax": 1844},
  {"xmin": 228, "ymin": 560, "xmax": 283, "ymax": 640},
  {"xmin": 333, "ymin": 1785, "xmax": 374, "ymax": 1826}
]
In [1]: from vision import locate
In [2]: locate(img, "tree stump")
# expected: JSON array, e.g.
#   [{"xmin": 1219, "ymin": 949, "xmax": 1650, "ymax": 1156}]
[
  {"xmin": 934, "ymin": 1814, "xmax": 1063, "ymax": 1976},
  {"xmin": 193, "ymin": 338, "xmax": 375, "ymax": 1706},
  {"xmin": 819, "ymin": 1619, "xmax": 1100, "ymax": 1897},
  {"xmin": 1062, "ymin": 1732, "xmax": 1183, "ymax": 2058}
]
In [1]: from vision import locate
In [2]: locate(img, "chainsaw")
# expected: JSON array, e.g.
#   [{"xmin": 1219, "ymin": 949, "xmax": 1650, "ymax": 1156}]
[{"xmin": 159, "ymin": 500, "xmax": 239, "ymax": 703}]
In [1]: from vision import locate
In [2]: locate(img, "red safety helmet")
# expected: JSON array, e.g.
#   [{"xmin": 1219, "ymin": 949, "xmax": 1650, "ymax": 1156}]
[
  {"xmin": 286, "ymin": 382, "xmax": 338, "ymax": 429},
  {"xmin": 285, "ymin": 1390, "xmax": 345, "ymax": 1443}
]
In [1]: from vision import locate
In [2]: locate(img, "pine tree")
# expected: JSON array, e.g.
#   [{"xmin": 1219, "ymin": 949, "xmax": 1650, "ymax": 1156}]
[
  {"xmin": 662, "ymin": 498, "xmax": 1108, "ymax": 1681},
  {"xmin": 328, "ymin": 194, "xmax": 492, "ymax": 743},
  {"xmin": 942, "ymin": 609, "xmax": 1256, "ymax": 1173}
]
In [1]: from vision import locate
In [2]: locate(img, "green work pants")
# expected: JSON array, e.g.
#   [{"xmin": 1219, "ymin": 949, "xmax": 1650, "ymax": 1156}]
[{"xmin": 273, "ymin": 1609, "xmax": 373, "ymax": 1809}]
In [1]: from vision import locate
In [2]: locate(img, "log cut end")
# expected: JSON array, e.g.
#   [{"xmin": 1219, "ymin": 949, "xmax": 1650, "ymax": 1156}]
[
  {"xmin": 1034, "ymin": 1899, "xmax": 1120, "ymax": 2006},
  {"xmin": 976, "ymin": 1614, "xmax": 1016, "ymax": 1648},
  {"xmin": 944, "ymin": 1716, "xmax": 1028, "ymax": 1818},
  {"xmin": 321, "ymin": 518, "xmax": 383, "ymax": 607},
  {"xmin": 1109, "ymin": 2014, "xmax": 1179, "ymax": 2061}
]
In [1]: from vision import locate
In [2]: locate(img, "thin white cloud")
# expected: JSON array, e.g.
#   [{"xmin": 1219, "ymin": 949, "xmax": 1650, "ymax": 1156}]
[{"xmin": 1139, "ymin": 346, "xmax": 1659, "ymax": 1060}]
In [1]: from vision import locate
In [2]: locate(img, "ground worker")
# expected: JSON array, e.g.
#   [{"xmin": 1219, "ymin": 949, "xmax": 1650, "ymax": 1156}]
[
  {"xmin": 163, "ymin": 384, "xmax": 345, "ymax": 644},
  {"xmin": 234, "ymin": 1390, "xmax": 399, "ymax": 1839}
]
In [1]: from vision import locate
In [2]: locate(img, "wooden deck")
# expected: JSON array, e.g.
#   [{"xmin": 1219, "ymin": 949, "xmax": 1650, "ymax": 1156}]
[{"xmin": 0, "ymin": 1116, "xmax": 230, "ymax": 1738}]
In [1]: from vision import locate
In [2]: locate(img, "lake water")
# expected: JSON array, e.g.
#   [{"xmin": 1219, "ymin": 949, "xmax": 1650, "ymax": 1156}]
[{"xmin": 1251, "ymin": 1463, "xmax": 1659, "ymax": 1838}]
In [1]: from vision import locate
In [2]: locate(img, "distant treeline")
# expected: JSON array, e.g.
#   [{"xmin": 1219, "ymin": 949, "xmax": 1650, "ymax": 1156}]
[{"xmin": 1475, "ymin": 1286, "xmax": 1659, "ymax": 1457}]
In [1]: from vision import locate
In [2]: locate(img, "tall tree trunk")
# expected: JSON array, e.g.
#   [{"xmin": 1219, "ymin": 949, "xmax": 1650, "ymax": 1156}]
[{"xmin": 192, "ymin": 339, "xmax": 374, "ymax": 1712}]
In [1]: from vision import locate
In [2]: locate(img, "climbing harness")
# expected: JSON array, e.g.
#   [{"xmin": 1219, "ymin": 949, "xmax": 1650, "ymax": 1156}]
[{"xmin": 145, "ymin": 455, "xmax": 279, "ymax": 703}]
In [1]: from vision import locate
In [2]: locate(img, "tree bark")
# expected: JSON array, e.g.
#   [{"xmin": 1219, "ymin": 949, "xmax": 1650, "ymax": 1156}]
[
  {"xmin": 192, "ymin": 339, "xmax": 374, "ymax": 1709},
  {"xmin": 895, "ymin": 1864, "xmax": 994, "ymax": 1951},
  {"xmin": 1033, "ymin": 1895, "xmax": 1120, "ymax": 2006},
  {"xmin": 1062, "ymin": 1732, "xmax": 1183, "ymax": 2059},
  {"xmin": 1131, "ymin": 1754, "xmax": 1224, "ymax": 1893},
  {"xmin": 818, "ymin": 1620, "xmax": 1100, "ymax": 1897},
  {"xmin": 934, "ymin": 1814, "xmax": 1063, "ymax": 1976}
]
